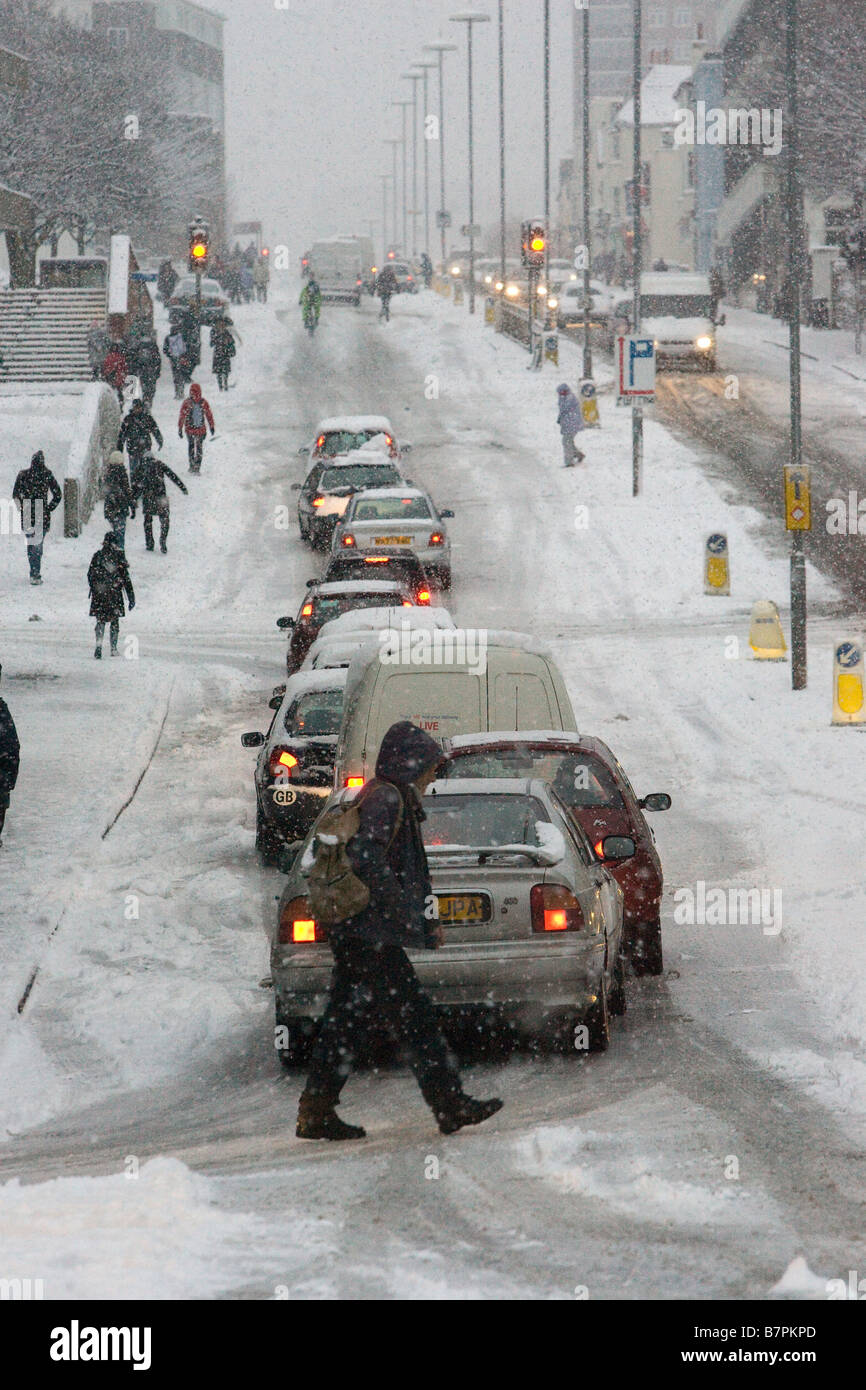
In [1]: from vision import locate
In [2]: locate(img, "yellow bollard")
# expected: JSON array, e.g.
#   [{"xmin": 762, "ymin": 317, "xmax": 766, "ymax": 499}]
[
  {"xmin": 485, "ymin": 295, "xmax": 495, "ymax": 324},
  {"xmin": 580, "ymin": 379, "xmax": 600, "ymax": 426},
  {"xmin": 831, "ymin": 640, "xmax": 866, "ymax": 725},
  {"xmin": 749, "ymin": 600, "xmax": 787, "ymax": 660},
  {"xmin": 704, "ymin": 533, "xmax": 730, "ymax": 595}
]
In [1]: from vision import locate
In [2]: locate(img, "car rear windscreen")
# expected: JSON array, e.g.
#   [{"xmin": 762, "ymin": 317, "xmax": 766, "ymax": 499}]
[
  {"xmin": 350, "ymin": 497, "xmax": 432, "ymax": 521},
  {"xmin": 285, "ymin": 689, "xmax": 344, "ymax": 738},
  {"xmin": 320, "ymin": 465, "xmax": 401, "ymax": 491},
  {"xmin": 447, "ymin": 749, "xmax": 625, "ymax": 810},
  {"xmin": 640, "ymin": 294, "xmax": 713, "ymax": 318},
  {"xmin": 328, "ymin": 555, "xmax": 425, "ymax": 583},
  {"xmin": 321, "ymin": 431, "xmax": 386, "ymax": 457},
  {"xmin": 312, "ymin": 591, "xmax": 404, "ymax": 622},
  {"xmin": 422, "ymin": 794, "xmax": 551, "ymax": 847}
]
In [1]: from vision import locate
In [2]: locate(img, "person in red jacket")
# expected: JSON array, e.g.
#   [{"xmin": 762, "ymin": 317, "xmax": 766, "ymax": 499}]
[
  {"xmin": 101, "ymin": 341, "xmax": 128, "ymax": 406},
  {"xmin": 177, "ymin": 382, "xmax": 215, "ymax": 473}
]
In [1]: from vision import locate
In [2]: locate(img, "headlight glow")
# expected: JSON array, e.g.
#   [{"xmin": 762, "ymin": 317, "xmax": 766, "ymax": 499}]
[{"xmin": 696, "ymin": 335, "xmax": 714, "ymax": 350}]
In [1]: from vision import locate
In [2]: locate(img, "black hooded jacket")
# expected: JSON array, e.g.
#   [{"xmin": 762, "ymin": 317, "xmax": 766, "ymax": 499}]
[
  {"xmin": 339, "ymin": 722, "xmax": 445, "ymax": 950},
  {"xmin": 0, "ymin": 696, "xmax": 20, "ymax": 797},
  {"xmin": 12, "ymin": 454, "xmax": 62, "ymax": 536}
]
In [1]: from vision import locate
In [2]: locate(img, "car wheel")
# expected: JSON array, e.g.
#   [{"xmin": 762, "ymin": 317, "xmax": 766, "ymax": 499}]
[
  {"xmin": 274, "ymin": 1005, "xmax": 314, "ymax": 1068},
  {"xmin": 609, "ymin": 954, "xmax": 627, "ymax": 1016},
  {"xmin": 631, "ymin": 919, "xmax": 664, "ymax": 976},
  {"xmin": 255, "ymin": 805, "xmax": 281, "ymax": 866},
  {"xmin": 584, "ymin": 972, "xmax": 611, "ymax": 1052}
]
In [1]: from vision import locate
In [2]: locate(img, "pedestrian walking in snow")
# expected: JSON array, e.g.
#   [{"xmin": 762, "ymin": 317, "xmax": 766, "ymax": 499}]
[
  {"xmin": 102, "ymin": 451, "xmax": 136, "ymax": 551},
  {"xmin": 101, "ymin": 340, "xmax": 128, "ymax": 407},
  {"xmin": 12, "ymin": 451, "xmax": 62, "ymax": 585},
  {"xmin": 134, "ymin": 334, "xmax": 163, "ymax": 406},
  {"xmin": 0, "ymin": 664, "xmax": 20, "ymax": 847},
  {"xmin": 118, "ymin": 398, "xmax": 164, "ymax": 492},
  {"xmin": 88, "ymin": 532, "xmax": 135, "ymax": 659},
  {"xmin": 210, "ymin": 318, "xmax": 236, "ymax": 391},
  {"xmin": 132, "ymin": 453, "xmax": 188, "ymax": 553},
  {"xmin": 375, "ymin": 264, "xmax": 398, "ymax": 322},
  {"xmin": 296, "ymin": 721, "xmax": 503, "ymax": 1142},
  {"xmin": 178, "ymin": 383, "xmax": 215, "ymax": 473},
  {"xmin": 163, "ymin": 326, "xmax": 192, "ymax": 399},
  {"xmin": 556, "ymin": 383, "xmax": 585, "ymax": 467},
  {"xmin": 87, "ymin": 320, "xmax": 110, "ymax": 381}
]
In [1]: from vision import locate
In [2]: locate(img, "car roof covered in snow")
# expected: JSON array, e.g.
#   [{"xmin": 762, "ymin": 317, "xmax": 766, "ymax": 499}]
[
  {"xmin": 449, "ymin": 730, "xmax": 583, "ymax": 749},
  {"xmin": 318, "ymin": 451, "xmax": 398, "ymax": 469},
  {"xmin": 311, "ymin": 579, "xmax": 410, "ymax": 596},
  {"xmin": 280, "ymin": 668, "xmax": 348, "ymax": 702},
  {"xmin": 315, "ymin": 416, "xmax": 393, "ymax": 433},
  {"xmin": 345, "ymin": 486, "xmax": 428, "ymax": 500},
  {"xmin": 427, "ymin": 777, "xmax": 552, "ymax": 799},
  {"xmin": 320, "ymin": 606, "xmax": 455, "ymax": 635}
]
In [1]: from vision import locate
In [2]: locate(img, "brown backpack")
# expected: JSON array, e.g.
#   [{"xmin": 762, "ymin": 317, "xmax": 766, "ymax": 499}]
[{"xmin": 306, "ymin": 784, "xmax": 404, "ymax": 926}]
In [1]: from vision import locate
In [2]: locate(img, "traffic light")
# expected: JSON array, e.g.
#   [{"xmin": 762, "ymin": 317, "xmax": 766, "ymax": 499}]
[
  {"xmin": 188, "ymin": 220, "xmax": 209, "ymax": 274},
  {"xmin": 521, "ymin": 220, "xmax": 546, "ymax": 270}
]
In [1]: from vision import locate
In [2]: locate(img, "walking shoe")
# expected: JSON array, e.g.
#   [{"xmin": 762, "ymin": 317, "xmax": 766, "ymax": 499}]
[
  {"xmin": 160, "ymin": 542, "xmax": 167, "ymax": 554},
  {"xmin": 146, "ymin": 543, "xmax": 154, "ymax": 551},
  {"xmin": 94, "ymin": 647, "xmax": 102, "ymax": 660},
  {"xmin": 576, "ymin": 450, "xmax": 586, "ymax": 463},
  {"xmin": 431, "ymin": 1092, "xmax": 503, "ymax": 1136},
  {"xmin": 30, "ymin": 576, "xmax": 43, "ymax": 585},
  {"xmin": 110, "ymin": 646, "xmax": 118, "ymax": 657},
  {"xmin": 296, "ymin": 1093, "xmax": 366, "ymax": 1142}
]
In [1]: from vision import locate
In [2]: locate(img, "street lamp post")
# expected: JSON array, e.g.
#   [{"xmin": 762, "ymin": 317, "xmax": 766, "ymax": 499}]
[
  {"xmin": 401, "ymin": 72, "xmax": 423, "ymax": 257},
  {"xmin": 631, "ymin": 0, "xmax": 643, "ymax": 496},
  {"xmin": 543, "ymin": 0, "xmax": 550, "ymax": 305},
  {"xmin": 391, "ymin": 98, "xmax": 413, "ymax": 255},
  {"xmin": 425, "ymin": 40, "xmax": 458, "ymax": 269},
  {"xmin": 498, "ymin": 0, "xmax": 506, "ymax": 285},
  {"xmin": 383, "ymin": 138, "xmax": 401, "ymax": 251},
  {"xmin": 378, "ymin": 174, "xmax": 392, "ymax": 268},
  {"xmin": 581, "ymin": 0, "xmax": 593, "ymax": 378},
  {"xmin": 785, "ymin": 0, "xmax": 807, "ymax": 690},
  {"xmin": 412, "ymin": 59, "xmax": 439, "ymax": 261},
  {"xmin": 450, "ymin": 10, "xmax": 491, "ymax": 315}
]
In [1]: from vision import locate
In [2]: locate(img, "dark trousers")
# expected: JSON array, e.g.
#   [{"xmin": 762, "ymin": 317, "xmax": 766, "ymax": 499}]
[
  {"xmin": 128, "ymin": 452, "xmax": 146, "ymax": 493},
  {"xmin": 26, "ymin": 539, "xmax": 44, "ymax": 580},
  {"xmin": 186, "ymin": 434, "xmax": 204, "ymax": 469},
  {"xmin": 0, "ymin": 798, "xmax": 8, "ymax": 839},
  {"xmin": 144, "ymin": 501, "xmax": 169, "ymax": 550},
  {"xmin": 306, "ymin": 937, "xmax": 460, "ymax": 1104}
]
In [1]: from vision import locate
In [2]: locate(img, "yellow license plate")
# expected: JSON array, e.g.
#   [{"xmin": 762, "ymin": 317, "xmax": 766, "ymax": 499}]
[
  {"xmin": 436, "ymin": 894, "xmax": 490, "ymax": 924},
  {"xmin": 375, "ymin": 536, "xmax": 411, "ymax": 545}
]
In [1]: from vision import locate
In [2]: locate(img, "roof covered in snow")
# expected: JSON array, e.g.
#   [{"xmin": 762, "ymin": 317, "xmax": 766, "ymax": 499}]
[
  {"xmin": 315, "ymin": 416, "xmax": 393, "ymax": 433},
  {"xmin": 617, "ymin": 66, "xmax": 693, "ymax": 127}
]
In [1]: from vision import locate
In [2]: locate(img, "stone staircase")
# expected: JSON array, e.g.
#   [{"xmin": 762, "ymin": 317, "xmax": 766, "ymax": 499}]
[{"xmin": 0, "ymin": 288, "xmax": 107, "ymax": 382}]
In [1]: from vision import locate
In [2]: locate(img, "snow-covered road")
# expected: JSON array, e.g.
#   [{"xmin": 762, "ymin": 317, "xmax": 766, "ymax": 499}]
[{"xmin": 1, "ymin": 286, "xmax": 865, "ymax": 1300}]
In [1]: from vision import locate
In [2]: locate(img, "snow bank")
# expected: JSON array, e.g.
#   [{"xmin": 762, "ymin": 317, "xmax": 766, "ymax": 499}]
[{"xmin": 63, "ymin": 383, "xmax": 120, "ymax": 536}]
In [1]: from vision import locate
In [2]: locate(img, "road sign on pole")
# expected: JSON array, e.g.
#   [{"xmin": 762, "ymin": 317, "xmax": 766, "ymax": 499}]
[
  {"xmin": 784, "ymin": 464, "xmax": 811, "ymax": 530},
  {"xmin": 616, "ymin": 335, "xmax": 655, "ymax": 402}
]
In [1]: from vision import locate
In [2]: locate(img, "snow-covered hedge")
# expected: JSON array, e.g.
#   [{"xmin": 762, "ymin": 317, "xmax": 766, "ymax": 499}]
[{"xmin": 63, "ymin": 383, "xmax": 120, "ymax": 537}]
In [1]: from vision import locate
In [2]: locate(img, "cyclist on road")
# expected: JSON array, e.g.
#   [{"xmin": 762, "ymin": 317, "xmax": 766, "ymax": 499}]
[{"xmin": 300, "ymin": 277, "xmax": 322, "ymax": 334}]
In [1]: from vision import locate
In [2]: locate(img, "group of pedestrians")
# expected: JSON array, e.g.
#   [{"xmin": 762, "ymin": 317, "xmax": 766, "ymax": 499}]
[{"xmin": 89, "ymin": 321, "xmax": 163, "ymax": 408}]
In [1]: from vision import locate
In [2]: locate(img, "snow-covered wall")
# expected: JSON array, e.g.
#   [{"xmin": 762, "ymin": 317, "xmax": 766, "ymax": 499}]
[{"xmin": 63, "ymin": 384, "xmax": 120, "ymax": 537}]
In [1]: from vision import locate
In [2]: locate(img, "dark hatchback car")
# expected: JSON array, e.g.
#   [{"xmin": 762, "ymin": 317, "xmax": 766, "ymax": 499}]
[
  {"xmin": 241, "ymin": 669, "xmax": 348, "ymax": 863},
  {"xmin": 445, "ymin": 732, "xmax": 671, "ymax": 974},
  {"xmin": 322, "ymin": 548, "xmax": 434, "ymax": 605},
  {"xmin": 277, "ymin": 578, "xmax": 414, "ymax": 675}
]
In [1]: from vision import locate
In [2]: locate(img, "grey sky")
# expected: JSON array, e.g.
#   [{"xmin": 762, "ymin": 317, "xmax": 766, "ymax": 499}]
[{"xmin": 218, "ymin": 0, "xmax": 574, "ymax": 260}]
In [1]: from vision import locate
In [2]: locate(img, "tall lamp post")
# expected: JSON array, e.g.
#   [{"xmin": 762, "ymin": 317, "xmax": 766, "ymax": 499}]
[
  {"xmin": 391, "ymin": 98, "xmax": 413, "ymax": 255},
  {"xmin": 401, "ymin": 71, "xmax": 423, "ymax": 257},
  {"xmin": 450, "ymin": 10, "xmax": 491, "ymax": 314},
  {"xmin": 785, "ymin": 0, "xmax": 806, "ymax": 690},
  {"xmin": 497, "ymin": 0, "xmax": 506, "ymax": 285},
  {"xmin": 631, "ymin": 0, "xmax": 643, "ymax": 496},
  {"xmin": 581, "ymin": 0, "xmax": 592, "ymax": 378},
  {"xmin": 378, "ymin": 173, "xmax": 392, "ymax": 268},
  {"xmin": 543, "ymin": 0, "xmax": 551, "ymax": 305},
  {"xmin": 424, "ymin": 40, "xmax": 458, "ymax": 269},
  {"xmin": 383, "ymin": 138, "xmax": 401, "ymax": 250},
  {"xmin": 412, "ymin": 58, "xmax": 439, "ymax": 259}
]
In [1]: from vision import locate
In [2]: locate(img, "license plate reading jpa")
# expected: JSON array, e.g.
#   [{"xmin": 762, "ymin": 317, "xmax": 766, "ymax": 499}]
[{"xmin": 436, "ymin": 894, "xmax": 491, "ymax": 925}]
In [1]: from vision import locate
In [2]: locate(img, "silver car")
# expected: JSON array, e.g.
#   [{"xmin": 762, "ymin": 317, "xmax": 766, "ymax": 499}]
[
  {"xmin": 271, "ymin": 777, "xmax": 631, "ymax": 1064},
  {"xmin": 331, "ymin": 486, "xmax": 454, "ymax": 590}
]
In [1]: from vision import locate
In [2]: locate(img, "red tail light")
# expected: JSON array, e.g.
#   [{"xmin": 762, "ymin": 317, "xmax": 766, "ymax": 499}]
[
  {"xmin": 384, "ymin": 434, "xmax": 394, "ymax": 446},
  {"xmin": 429, "ymin": 532, "xmax": 444, "ymax": 546},
  {"xmin": 402, "ymin": 599, "xmax": 413, "ymax": 607},
  {"xmin": 530, "ymin": 884, "xmax": 585, "ymax": 933},
  {"xmin": 364, "ymin": 555, "xmax": 389, "ymax": 563},
  {"xmin": 315, "ymin": 434, "xmax": 326, "ymax": 449},
  {"xmin": 341, "ymin": 533, "xmax": 356, "ymax": 547},
  {"xmin": 269, "ymin": 748, "xmax": 299, "ymax": 779},
  {"xmin": 300, "ymin": 603, "xmax": 313, "ymax": 618},
  {"xmin": 312, "ymin": 497, "xmax": 325, "ymax": 508},
  {"xmin": 416, "ymin": 589, "xmax": 431, "ymax": 605},
  {"xmin": 278, "ymin": 896, "xmax": 328, "ymax": 944},
  {"xmin": 345, "ymin": 777, "xmax": 365, "ymax": 788}
]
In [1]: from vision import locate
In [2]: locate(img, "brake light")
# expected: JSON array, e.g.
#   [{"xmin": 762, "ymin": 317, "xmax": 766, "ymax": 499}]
[
  {"xmin": 312, "ymin": 497, "xmax": 325, "ymax": 508},
  {"xmin": 345, "ymin": 777, "xmax": 365, "ymax": 788},
  {"xmin": 417, "ymin": 589, "xmax": 431, "ymax": 605},
  {"xmin": 278, "ymin": 896, "xmax": 328, "ymax": 944},
  {"xmin": 594, "ymin": 840, "xmax": 604, "ymax": 858},
  {"xmin": 341, "ymin": 533, "xmax": 356, "ymax": 547},
  {"xmin": 269, "ymin": 748, "xmax": 299, "ymax": 778},
  {"xmin": 300, "ymin": 603, "xmax": 313, "ymax": 618},
  {"xmin": 385, "ymin": 434, "xmax": 393, "ymax": 446},
  {"xmin": 402, "ymin": 600, "xmax": 413, "ymax": 607},
  {"xmin": 429, "ymin": 532, "xmax": 444, "ymax": 546},
  {"xmin": 316, "ymin": 435, "xmax": 326, "ymax": 449},
  {"xmin": 364, "ymin": 556, "xmax": 390, "ymax": 563},
  {"xmin": 530, "ymin": 884, "xmax": 585, "ymax": 933}
]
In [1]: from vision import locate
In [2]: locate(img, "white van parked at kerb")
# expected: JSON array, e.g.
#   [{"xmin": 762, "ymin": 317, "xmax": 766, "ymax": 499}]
[{"xmin": 333, "ymin": 631, "xmax": 578, "ymax": 788}]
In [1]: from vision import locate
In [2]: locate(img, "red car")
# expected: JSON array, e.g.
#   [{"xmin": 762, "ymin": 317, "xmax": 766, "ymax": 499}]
[{"xmin": 444, "ymin": 732, "xmax": 671, "ymax": 975}]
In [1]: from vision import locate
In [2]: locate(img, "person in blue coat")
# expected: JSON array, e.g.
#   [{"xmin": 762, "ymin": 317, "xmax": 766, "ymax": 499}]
[{"xmin": 557, "ymin": 382, "xmax": 586, "ymax": 467}]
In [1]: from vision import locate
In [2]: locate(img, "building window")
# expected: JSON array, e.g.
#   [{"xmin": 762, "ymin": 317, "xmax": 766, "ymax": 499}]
[
  {"xmin": 649, "ymin": 7, "xmax": 666, "ymax": 27},
  {"xmin": 674, "ymin": 7, "xmax": 690, "ymax": 26},
  {"xmin": 106, "ymin": 26, "xmax": 128, "ymax": 49},
  {"xmin": 610, "ymin": 127, "xmax": 621, "ymax": 160}
]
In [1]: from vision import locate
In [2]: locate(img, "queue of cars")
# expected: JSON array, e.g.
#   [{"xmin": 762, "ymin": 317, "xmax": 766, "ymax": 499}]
[{"xmin": 242, "ymin": 402, "xmax": 672, "ymax": 1066}]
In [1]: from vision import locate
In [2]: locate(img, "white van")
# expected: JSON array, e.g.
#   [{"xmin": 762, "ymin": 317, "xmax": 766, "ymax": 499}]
[
  {"xmin": 333, "ymin": 632, "xmax": 578, "ymax": 787},
  {"xmin": 638, "ymin": 272, "xmax": 722, "ymax": 370},
  {"xmin": 309, "ymin": 239, "xmax": 363, "ymax": 305}
]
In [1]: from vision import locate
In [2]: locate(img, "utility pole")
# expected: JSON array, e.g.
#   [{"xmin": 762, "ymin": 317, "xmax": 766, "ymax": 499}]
[
  {"xmin": 498, "ymin": 0, "xmax": 507, "ymax": 285},
  {"xmin": 378, "ymin": 174, "xmax": 391, "ymax": 266},
  {"xmin": 413, "ymin": 59, "xmax": 438, "ymax": 258},
  {"xmin": 384, "ymin": 138, "xmax": 400, "ymax": 251},
  {"xmin": 425, "ymin": 41, "xmax": 458, "ymax": 270},
  {"xmin": 631, "ymin": 0, "xmax": 643, "ymax": 496},
  {"xmin": 543, "ymin": 0, "xmax": 551, "ymax": 320},
  {"xmin": 392, "ymin": 99, "xmax": 413, "ymax": 255},
  {"xmin": 402, "ymin": 72, "xmax": 423, "ymax": 256},
  {"xmin": 581, "ymin": 0, "xmax": 593, "ymax": 378},
  {"xmin": 786, "ymin": 0, "xmax": 807, "ymax": 690}
]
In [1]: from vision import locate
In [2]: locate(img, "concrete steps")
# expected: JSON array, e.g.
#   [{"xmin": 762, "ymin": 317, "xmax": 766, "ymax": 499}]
[{"xmin": 0, "ymin": 289, "xmax": 107, "ymax": 382}]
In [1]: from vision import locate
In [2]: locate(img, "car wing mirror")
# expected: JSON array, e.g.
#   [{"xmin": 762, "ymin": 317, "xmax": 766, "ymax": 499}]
[
  {"xmin": 599, "ymin": 835, "xmax": 635, "ymax": 861},
  {"xmin": 305, "ymin": 578, "xmax": 318, "ymax": 588},
  {"xmin": 291, "ymin": 482, "xmax": 302, "ymax": 491},
  {"xmin": 241, "ymin": 732, "xmax": 265, "ymax": 748},
  {"xmin": 297, "ymin": 445, "xmax": 309, "ymax": 456},
  {"xmin": 439, "ymin": 508, "xmax": 455, "ymax": 519},
  {"xmin": 400, "ymin": 442, "xmax": 412, "ymax": 452},
  {"xmin": 639, "ymin": 793, "xmax": 671, "ymax": 812},
  {"xmin": 276, "ymin": 616, "xmax": 294, "ymax": 630}
]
